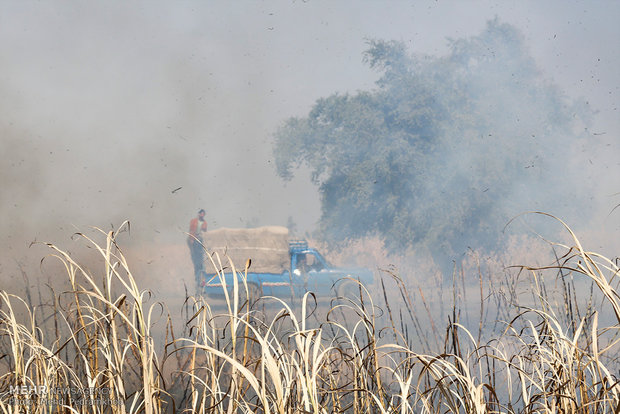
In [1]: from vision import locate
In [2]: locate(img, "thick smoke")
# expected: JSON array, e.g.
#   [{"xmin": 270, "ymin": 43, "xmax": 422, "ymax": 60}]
[
  {"xmin": 0, "ymin": 3, "xmax": 618, "ymax": 298},
  {"xmin": 273, "ymin": 20, "xmax": 620, "ymax": 274},
  {"xmin": 0, "ymin": 2, "xmax": 328, "ymax": 301}
]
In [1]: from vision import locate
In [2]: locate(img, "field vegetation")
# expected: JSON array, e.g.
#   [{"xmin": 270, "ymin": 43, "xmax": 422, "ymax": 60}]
[{"xmin": 0, "ymin": 217, "xmax": 618, "ymax": 413}]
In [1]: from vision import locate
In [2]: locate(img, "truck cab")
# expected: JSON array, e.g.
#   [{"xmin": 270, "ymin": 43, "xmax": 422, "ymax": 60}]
[
  {"xmin": 289, "ymin": 240, "xmax": 350, "ymax": 297},
  {"xmin": 203, "ymin": 239, "xmax": 373, "ymax": 303}
]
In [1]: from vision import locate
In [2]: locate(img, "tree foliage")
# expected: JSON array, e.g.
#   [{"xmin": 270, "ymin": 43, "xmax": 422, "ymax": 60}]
[{"xmin": 273, "ymin": 20, "xmax": 589, "ymax": 260}]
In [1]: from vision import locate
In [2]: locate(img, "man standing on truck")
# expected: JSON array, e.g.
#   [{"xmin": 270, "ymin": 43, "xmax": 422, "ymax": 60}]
[{"xmin": 187, "ymin": 209, "xmax": 207, "ymax": 286}]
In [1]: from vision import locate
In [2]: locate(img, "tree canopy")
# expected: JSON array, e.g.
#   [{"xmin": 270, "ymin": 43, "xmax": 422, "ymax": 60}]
[{"xmin": 273, "ymin": 20, "xmax": 589, "ymax": 261}]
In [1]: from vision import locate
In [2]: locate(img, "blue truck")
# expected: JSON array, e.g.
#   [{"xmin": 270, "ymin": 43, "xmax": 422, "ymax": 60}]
[{"xmin": 202, "ymin": 239, "xmax": 373, "ymax": 303}]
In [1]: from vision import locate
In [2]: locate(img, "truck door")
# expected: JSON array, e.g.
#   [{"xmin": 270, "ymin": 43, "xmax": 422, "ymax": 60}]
[
  {"xmin": 304, "ymin": 252, "xmax": 332, "ymax": 296},
  {"xmin": 292, "ymin": 252, "xmax": 331, "ymax": 297}
]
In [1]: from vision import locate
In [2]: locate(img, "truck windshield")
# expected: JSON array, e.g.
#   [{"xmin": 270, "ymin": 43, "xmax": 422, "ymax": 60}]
[
  {"xmin": 306, "ymin": 251, "xmax": 329, "ymax": 270},
  {"xmin": 293, "ymin": 251, "xmax": 329, "ymax": 273}
]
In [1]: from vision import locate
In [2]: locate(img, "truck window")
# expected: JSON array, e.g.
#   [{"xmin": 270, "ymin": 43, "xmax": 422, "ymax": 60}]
[
  {"xmin": 306, "ymin": 252, "xmax": 324, "ymax": 271},
  {"xmin": 294, "ymin": 252, "xmax": 324, "ymax": 274},
  {"xmin": 294, "ymin": 254, "xmax": 307, "ymax": 274}
]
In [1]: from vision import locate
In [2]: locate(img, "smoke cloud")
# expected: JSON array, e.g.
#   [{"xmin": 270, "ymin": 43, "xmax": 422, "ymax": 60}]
[{"xmin": 0, "ymin": 2, "xmax": 618, "ymax": 295}]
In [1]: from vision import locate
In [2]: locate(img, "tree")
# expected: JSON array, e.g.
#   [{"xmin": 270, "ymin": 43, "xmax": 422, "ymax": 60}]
[{"xmin": 273, "ymin": 20, "xmax": 589, "ymax": 265}]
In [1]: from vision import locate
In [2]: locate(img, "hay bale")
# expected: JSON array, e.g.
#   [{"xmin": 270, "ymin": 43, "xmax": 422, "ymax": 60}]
[{"xmin": 202, "ymin": 226, "xmax": 290, "ymax": 273}]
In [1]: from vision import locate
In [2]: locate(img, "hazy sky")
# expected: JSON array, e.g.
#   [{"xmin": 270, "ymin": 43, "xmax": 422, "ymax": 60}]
[{"xmin": 1, "ymin": 0, "xmax": 618, "ymax": 257}]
